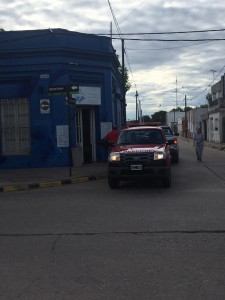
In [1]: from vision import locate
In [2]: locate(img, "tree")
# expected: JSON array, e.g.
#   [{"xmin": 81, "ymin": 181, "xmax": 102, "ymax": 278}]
[
  {"xmin": 117, "ymin": 54, "xmax": 131, "ymax": 95},
  {"xmin": 142, "ymin": 115, "xmax": 151, "ymax": 122},
  {"xmin": 185, "ymin": 106, "xmax": 192, "ymax": 112},
  {"xmin": 118, "ymin": 66, "xmax": 131, "ymax": 94},
  {"xmin": 200, "ymin": 104, "xmax": 208, "ymax": 108},
  {"xmin": 170, "ymin": 107, "xmax": 184, "ymax": 112},
  {"xmin": 151, "ymin": 110, "xmax": 167, "ymax": 124}
]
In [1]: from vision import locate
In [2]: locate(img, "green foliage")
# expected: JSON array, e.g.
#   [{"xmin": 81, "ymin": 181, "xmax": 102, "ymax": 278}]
[
  {"xmin": 185, "ymin": 106, "xmax": 192, "ymax": 112},
  {"xmin": 142, "ymin": 115, "xmax": 151, "ymax": 122},
  {"xmin": 170, "ymin": 107, "xmax": 184, "ymax": 112},
  {"xmin": 118, "ymin": 66, "xmax": 131, "ymax": 94},
  {"xmin": 151, "ymin": 110, "xmax": 167, "ymax": 124}
]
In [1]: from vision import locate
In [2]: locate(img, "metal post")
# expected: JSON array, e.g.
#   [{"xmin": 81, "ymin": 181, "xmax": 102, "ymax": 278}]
[
  {"xmin": 67, "ymin": 87, "xmax": 72, "ymax": 177},
  {"xmin": 121, "ymin": 39, "xmax": 126, "ymax": 125}
]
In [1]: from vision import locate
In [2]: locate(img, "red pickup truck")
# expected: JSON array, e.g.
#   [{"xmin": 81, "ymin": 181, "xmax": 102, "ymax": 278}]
[{"xmin": 107, "ymin": 126, "xmax": 172, "ymax": 189}]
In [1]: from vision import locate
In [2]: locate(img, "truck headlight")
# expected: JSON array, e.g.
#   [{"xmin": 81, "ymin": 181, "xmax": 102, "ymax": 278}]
[
  {"xmin": 154, "ymin": 151, "xmax": 165, "ymax": 160},
  {"xmin": 109, "ymin": 152, "xmax": 121, "ymax": 161}
]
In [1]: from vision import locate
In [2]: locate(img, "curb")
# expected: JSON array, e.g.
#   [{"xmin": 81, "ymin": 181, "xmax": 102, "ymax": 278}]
[{"xmin": 0, "ymin": 173, "xmax": 107, "ymax": 193}]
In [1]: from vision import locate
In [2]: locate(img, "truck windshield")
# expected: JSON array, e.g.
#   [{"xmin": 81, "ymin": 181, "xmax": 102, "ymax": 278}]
[{"xmin": 118, "ymin": 129, "xmax": 164, "ymax": 145}]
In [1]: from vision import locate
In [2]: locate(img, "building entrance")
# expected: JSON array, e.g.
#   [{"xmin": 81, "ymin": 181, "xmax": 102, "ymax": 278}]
[{"xmin": 76, "ymin": 108, "xmax": 96, "ymax": 164}]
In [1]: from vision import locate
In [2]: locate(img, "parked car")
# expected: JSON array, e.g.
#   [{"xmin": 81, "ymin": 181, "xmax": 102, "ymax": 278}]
[
  {"xmin": 160, "ymin": 125, "xmax": 179, "ymax": 163},
  {"xmin": 107, "ymin": 126, "xmax": 172, "ymax": 189}
]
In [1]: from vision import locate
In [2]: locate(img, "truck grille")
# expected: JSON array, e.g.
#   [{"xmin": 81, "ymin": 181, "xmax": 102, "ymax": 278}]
[{"xmin": 120, "ymin": 152, "xmax": 154, "ymax": 163}]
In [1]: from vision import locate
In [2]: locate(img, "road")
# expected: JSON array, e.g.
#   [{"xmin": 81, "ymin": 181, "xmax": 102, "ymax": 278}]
[{"xmin": 1, "ymin": 139, "xmax": 225, "ymax": 300}]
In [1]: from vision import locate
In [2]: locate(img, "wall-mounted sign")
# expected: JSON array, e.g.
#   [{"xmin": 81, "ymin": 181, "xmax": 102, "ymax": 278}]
[
  {"xmin": 40, "ymin": 74, "xmax": 49, "ymax": 79},
  {"xmin": 48, "ymin": 84, "xmax": 79, "ymax": 95},
  {"xmin": 40, "ymin": 99, "xmax": 50, "ymax": 114},
  {"xmin": 73, "ymin": 86, "xmax": 101, "ymax": 105}
]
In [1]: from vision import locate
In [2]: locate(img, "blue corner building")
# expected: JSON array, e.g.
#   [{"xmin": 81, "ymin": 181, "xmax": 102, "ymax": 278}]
[{"xmin": 0, "ymin": 28, "xmax": 125, "ymax": 169}]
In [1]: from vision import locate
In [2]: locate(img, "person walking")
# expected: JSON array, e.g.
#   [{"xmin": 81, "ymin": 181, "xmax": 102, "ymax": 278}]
[
  {"xmin": 99, "ymin": 126, "xmax": 120, "ymax": 155},
  {"xmin": 193, "ymin": 127, "xmax": 204, "ymax": 161},
  {"xmin": 104, "ymin": 126, "xmax": 120, "ymax": 145},
  {"xmin": 103, "ymin": 126, "xmax": 120, "ymax": 153}
]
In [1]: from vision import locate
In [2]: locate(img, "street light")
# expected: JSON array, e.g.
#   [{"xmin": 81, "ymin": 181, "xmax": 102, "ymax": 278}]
[{"xmin": 210, "ymin": 69, "xmax": 217, "ymax": 80}]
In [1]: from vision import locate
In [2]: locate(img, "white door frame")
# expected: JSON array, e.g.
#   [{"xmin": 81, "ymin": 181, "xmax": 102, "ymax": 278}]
[
  {"xmin": 90, "ymin": 108, "xmax": 96, "ymax": 161},
  {"xmin": 76, "ymin": 107, "xmax": 96, "ymax": 162}
]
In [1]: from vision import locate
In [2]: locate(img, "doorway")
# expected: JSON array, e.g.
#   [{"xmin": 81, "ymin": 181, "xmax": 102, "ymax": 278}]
[{"xmin": 76, "ymin": 108, "xmax": 96, "ymax": 164}]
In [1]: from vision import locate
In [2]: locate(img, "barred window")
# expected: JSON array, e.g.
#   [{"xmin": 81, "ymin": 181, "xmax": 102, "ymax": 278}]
[{"xmin": 0, "ymin": 98, "xmax": 30, "ymax": 155}]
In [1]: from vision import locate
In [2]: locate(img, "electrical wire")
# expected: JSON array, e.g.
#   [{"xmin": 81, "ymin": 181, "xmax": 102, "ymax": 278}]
[
  {"xmin": 126, "ymin": 41, "xmax": 212, "ymax": 51},
  {"xmin": 189, "ymin": 64, "xmax": 225, "ymax": 101},
  {"xmin": 111, "ymin": 37, "xmax": 225, "ymax": 41},
  {"xmin": 107, "ymin": 1, "xmax": 225, "ymax": 107},
  {"xmin": 102, "ymin": 28, "xmax": 225, "ymax": 35},
  {"xmin": 119, "ymin": 0, "xmax": 146, "ymax": 25},
  {"xmin": 107, "ymin": 0, "xmax": 138, "ymax": 91}
]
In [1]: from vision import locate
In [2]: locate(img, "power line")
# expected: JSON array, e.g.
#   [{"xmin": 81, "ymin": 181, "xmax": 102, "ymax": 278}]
[
  {"xmin": 107, "ymin": 0, "xmax": 123, "ymax": 39},
  {"xmin": 111, "ymin": 37, "xmax": 225, "ymax": 41},
  {"xmin": 119, "ymin": 0, "xmax": 146, "ymax": 25},
  {"xmin": 97, "ymin": 28, "xmax": 225, "ymax": 36},
  {"xmin": 189, "ymin": 64, "xmax": 225, "ymax": 101},
  {"xmin": 107, "ymin": 0, "xmax": 137, "ymax": 91},
  {"xmin": 104, "ymin": 8, "xmax": 225, "ymax": 108},
  {"xmin": 126, "ymin": 41, "xmax": 212, "ymax": 51},
  {"xmin": 112, "ymin": 28, "xmax": 225, "ymax": 35}
]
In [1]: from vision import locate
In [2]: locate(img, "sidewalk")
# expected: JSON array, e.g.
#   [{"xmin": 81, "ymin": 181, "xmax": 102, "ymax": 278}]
[
  {"xmin": 181, "ymin": 137, "xmax": 225, "ymax": 151},
  {"xmin": 0, "ymin": 163, "xmax": 108, "ymax": 192}
]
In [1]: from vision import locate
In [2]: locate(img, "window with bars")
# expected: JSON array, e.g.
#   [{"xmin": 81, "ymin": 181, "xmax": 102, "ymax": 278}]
[{"xmin": 0, "ymin": 98, "xmax": 31, "ymax": 155}]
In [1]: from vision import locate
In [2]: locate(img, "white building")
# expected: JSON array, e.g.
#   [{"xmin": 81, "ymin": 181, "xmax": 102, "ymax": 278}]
[{"xmin": 166, "ymin": 111, "xmax": 185, "ymax": 133}]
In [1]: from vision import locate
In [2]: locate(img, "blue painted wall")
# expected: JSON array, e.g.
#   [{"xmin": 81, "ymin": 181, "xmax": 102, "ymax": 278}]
[{"xmin": 0, "ymin": 29, "xmax": 123, "ymax": 169}]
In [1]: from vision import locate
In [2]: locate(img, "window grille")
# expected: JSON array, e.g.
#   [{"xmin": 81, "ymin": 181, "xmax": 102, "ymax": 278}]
[{"xmin": 0, "ymin": 98, "xmax": 30, "ymax": 155}]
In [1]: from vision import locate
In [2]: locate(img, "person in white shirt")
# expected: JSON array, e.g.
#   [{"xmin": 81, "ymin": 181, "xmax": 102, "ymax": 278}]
[{"xmin": 193, "ymin": 128, "xmax": 204, "ymax": 161}]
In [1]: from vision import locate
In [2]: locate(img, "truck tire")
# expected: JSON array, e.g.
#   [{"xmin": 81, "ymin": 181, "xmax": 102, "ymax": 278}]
[
  {"xmin": 108, "ymin": 176, "xmax": 120, "ymax": 189},
  {"xmin": 173, "ymin": 155, "xmax": 179, "ymax": 163}
]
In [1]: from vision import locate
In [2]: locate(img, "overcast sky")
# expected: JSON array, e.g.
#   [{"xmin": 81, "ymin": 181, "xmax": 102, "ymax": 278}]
[{"xmin": 1, "ymin": 0, "xmax": 225, "ymax": 120}]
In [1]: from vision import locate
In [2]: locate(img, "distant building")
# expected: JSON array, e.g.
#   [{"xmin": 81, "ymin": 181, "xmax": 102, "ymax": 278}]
[
  {"xmin": 0, "ymin": 29, "xmax": 124, "ymax": 169},
  {"xmin": 166, "ymin": 111, "xmax": 185, "ymax": 133}
]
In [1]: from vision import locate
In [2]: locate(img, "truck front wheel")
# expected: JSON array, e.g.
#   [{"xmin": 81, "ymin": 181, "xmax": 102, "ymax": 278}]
[
  {"xmin": 162, "ymin": 169, "xmax": 171, "ymax": 188},
  {"xmin": 108, "ymin": 176, "xmax": 120, "ymax": 189}
]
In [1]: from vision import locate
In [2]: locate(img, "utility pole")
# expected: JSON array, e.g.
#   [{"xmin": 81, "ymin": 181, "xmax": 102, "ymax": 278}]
[
  {"xmin": 173, "ymin": 76, "xmax": 178, "ymax": 131},
  {"xmin": 135, "ymin": 90, "xmax": 138, "ymax": 121},
  {"xmin": 176, "ymin": 76, "xmax": 178, "ymax": 107},
  {"xmin": 184, "ymin": 95, "xmax": 187, "ymax": 138},
  {"xmin": 121, "ymin": 39, "xmax": 126, "ymax": 125},
  {"xmin": 110, "ymin": 22, "xmax": 112, "ymax": 39}
]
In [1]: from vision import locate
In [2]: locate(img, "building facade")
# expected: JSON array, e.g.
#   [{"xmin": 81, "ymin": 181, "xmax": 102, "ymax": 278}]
[
  {"xmin": 0, "ymin": 29, "xmax": 124, "ymax": 169},
  {"xmin": 208, "ymin": 75, "xmax": 225, "ymax": 143}
]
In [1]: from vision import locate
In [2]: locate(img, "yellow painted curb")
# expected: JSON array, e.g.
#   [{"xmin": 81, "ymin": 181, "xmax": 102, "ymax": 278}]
[{"xmin": 39, "ymin": 181, "xmax": 62, "ymax": 188}]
